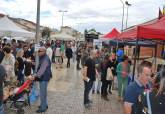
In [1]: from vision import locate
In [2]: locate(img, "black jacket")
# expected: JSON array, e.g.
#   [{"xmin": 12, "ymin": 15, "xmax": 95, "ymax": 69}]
[{"xmin": 65, "ymin": 48, "xmax": 73, "ymax": 58}]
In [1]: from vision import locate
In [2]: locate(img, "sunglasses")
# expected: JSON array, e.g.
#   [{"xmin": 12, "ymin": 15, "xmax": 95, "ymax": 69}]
[{"xmin": 38, "ymin": 50, "xmax": 44, "ymax": 52}]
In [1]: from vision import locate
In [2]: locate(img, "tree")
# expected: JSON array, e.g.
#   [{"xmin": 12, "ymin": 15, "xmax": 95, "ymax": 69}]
[
  {"xmin": 41, "ymin": 27, "xmax": 51, "ymax": 40},
  {"xmin": 89, "ymin": 28, "xmax": 96, "ymax": 32},
  {"xmin": 84, "ymin": 29, "xmax": 88, "ymax": 35}
]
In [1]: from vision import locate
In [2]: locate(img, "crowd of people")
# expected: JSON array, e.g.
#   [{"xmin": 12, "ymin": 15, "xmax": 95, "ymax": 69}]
[
  {"xmin": 0, "ymin": 38, "xmax": 164, "ymax": 114},
  {"xmin": 78, "ymin": 41, "xmax": 165, "ymax": 114}
]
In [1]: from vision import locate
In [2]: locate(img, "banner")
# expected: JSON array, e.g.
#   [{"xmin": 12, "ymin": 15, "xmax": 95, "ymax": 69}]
[{"xmin": 93, "ymin": 39, "xmax": 102, "ymax": 49}]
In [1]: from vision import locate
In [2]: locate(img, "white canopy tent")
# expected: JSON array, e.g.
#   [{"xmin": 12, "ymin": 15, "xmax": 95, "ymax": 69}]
[
  {"xmin": 12, "ymin": 37, "xmax": 34, "ymax": 41},
  {"xmin": 0, "ymin": 16, "xmax": 35, "ymax": 38},
  {"xmin": 2, "ymin": 36, "xmax": 33, "ymax": 43},
  {"xmin": 51, "ymin": 32, "xmax": 75, "ymax": 41},
  {"xmin": 77, "ymin": 37, "xmax": 85, "ymax": 41}
]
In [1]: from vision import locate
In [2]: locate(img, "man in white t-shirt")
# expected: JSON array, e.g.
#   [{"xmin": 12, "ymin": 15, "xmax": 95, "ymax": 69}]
[
  {"xmin": 55, "ymin": 45, "xmax": 62, "ymax": 68},
  {"xmin": 46, "ymin": 43, "xmax": 53, "ymax": 62},
  {"xmin": 71, "ymin": 44, "xmax": 76, "ymax": 62}
]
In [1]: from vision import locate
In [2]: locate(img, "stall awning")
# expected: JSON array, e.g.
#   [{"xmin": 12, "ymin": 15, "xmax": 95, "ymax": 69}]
[
  {"xmin": 118, "ymin": 16, "xmax": 165, "ymax": 41},
  {"xmin": 102, "ymin": 28, "xmax": 120, "ymax": 39}
]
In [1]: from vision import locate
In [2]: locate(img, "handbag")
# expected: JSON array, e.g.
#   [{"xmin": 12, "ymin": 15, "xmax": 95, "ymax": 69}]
[
  {"xmin": 106, "ymin": 68, "xmax": 114, "ymax": 80},
  {"xmin": 81, "ymin": 68, "xmax": 89, "ymax": 81},
  {"xmin": 29, "ymin": 82, "xmax": 39, "ymax": 105}
]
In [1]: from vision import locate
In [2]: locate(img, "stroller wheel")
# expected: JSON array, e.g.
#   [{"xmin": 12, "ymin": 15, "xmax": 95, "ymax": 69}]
[{"xmin": 17, "ymin": 109, "xmax": 24, "ymax": 114}]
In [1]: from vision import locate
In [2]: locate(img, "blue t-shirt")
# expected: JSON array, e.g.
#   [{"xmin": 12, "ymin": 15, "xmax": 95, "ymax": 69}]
[
  {"xmin": 117, "ymin": 49, "xmax": 124, "ymax": 57},
  {"xmin": 124, "ymin": 80, "xmax": 144, "ymax": 104},
  {"xmin": 116, "ymin": 49, "xmax": 124, "ymax": 62}
]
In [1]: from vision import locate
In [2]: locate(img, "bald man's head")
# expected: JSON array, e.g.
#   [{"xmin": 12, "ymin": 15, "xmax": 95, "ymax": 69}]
[{"xmin": 38, "ymin": 46, "xmax": 46, "ymax": 56}]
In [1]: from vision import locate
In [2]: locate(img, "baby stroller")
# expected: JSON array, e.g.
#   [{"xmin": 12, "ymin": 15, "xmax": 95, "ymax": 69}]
[{"xmin": 4, "ymin": 79, "xmax": 32, "ymax": 114}]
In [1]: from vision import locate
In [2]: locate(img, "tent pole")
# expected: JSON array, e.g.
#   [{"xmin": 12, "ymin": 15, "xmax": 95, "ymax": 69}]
[
  {"xmin": 117, "ymin": 40, "xmax": 119, "ymax": 50},
  {"xmin": 162, "ymin": 41, "xmax": 165, "ymax": 58},
  {"xmin": 132, "ymin": 39, "xmax": 138, "ymax": 82},
  {"xmin": 137, "ymin": 46, "xmax": 140, "ymax": 62},
  {"xmin": 154, "ymin": 44, "xmax": 157, "ymax": 72}
]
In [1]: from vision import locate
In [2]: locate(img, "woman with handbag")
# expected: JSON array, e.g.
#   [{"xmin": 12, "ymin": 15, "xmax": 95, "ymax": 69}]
[
  {"xmin": 107, "ymin": 53, "xmax": 118, "ymax": 94},
  {"xmin": 15, "ymin": 49, "xmax": 24, "ymax": 86},
  {"xmin": 100, "ymin": 55, "xmax": 110, "ymax": 101}
]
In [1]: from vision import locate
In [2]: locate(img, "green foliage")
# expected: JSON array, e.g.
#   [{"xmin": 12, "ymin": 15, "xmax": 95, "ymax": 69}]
[
  {"xmin": 42, "ymin": 27, "xmax": 51, "ymax": 40},
  {"xmin": 84, "ymin": 29, "xmax": 88, "ymax": 34},
  {"xmin": 89, "ymin": 28, "xmax": 96, "ymax": 32}
]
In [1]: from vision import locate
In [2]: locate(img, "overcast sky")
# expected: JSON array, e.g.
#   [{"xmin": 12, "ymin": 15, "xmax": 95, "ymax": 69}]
[{"xmin": 0, "ymin": 0, "xmax": 164, "ymax": 33}]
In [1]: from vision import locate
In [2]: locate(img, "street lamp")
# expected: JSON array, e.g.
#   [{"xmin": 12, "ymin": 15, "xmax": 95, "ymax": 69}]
[
  {"xmin": 125, "ymin": 1, "xmax": 131, "ymax": 29},
  {"xmin": 77, "ymin": 23, "xmax": 83, "ymax": 32},
  {"xmin": 35, "ymin": 0, "xmax": 40, "ymax": 72},
  {"xmin": 36, "ymin": 0, "xmax": 40, "ymax": 43},
  {"xmin": 119, "ymin": 0, "xmax": 125, "ymax": 32},
  {"xmin": 59, "ymin": 10, "xmax": 68, "ymax": 27}
]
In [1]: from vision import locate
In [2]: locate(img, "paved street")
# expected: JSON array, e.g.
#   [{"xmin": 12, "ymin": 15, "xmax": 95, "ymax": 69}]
[{"xmin": 5, "ymin": 61, "xmax": 124, "ymax": 114}]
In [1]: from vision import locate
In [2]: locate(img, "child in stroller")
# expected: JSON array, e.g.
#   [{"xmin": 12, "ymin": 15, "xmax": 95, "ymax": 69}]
[{"xmin": 4, "ymin": 79, "xmax": 32, "ymax": 114}]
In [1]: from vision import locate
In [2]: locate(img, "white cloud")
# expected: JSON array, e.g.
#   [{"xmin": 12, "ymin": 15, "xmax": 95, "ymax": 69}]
[{"xmin": 0, "ymin": 0, "xmax": 164, "ymax": 33}]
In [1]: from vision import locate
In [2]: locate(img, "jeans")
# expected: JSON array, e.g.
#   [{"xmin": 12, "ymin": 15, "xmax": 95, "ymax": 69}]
[
  {"xmin": 117, "ymin": 76, "xmax": 128, "ymax": 98},
  {"xmin": 84, "ymin": 80, "xmax": 93, "ymax": 105},
  {"xmin": 55, "ymin": 56, "xmax": 62, "ymax": 64},
  {"xmin": 72, "ymin": 53, "xmax": 76, "ymax": 62},
  {"xmin": 39, "ymin": 81, "xmax": 48, "ymax": 110},
  {"xmin": 107, "ymin": 80, "xmax": 112, "ymax": 92},
  {"xmin": 67, "ymin": 58, "xmax": 71, "ymax": 67},
  {"xmin": 17, "ymin": 70, "xmax": 24, "ymax": 85},
  {"xmin": 61, "ymin": 56, "xmax": 63, "ymax": 64},
  {"xmin": 92, "ymin": 78, "xmax": 102, "ymax": 92},
  {"xmin": 52, "ymin": 52, "xmax": 55, "ymax": 63},
  {"xmin": 101, "ymin": 80, "xmax": 108, "ymax": 96},
  {"xmin": 76, "ymin": 58, "xmax": 81, "ymax": 69},
  {"xmin": 0, "ymin": 104, "xmax": 4, "ymax": 114}
]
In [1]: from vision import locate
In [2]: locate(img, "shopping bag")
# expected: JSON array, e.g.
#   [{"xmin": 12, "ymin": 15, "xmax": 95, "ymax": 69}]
[
  {"xmin": 29, "ymin": 82, "xmax": 39, "ymax": 105},
  {"xmin": 81, "ymin": 67, "xmax": 89, "ymax": 81},
  {"xmin": 106, "ymin": 68, "xmax": 114, "ymax": 81}
]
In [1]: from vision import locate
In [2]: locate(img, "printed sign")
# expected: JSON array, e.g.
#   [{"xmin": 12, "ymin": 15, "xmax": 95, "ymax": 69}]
[
  {"xmin": 34, "ymin": 44, "xmax": 40, "ymax": 51},
  {"xmin": 93, "ymin": 39, "xmax": 102, "ymax": 49}
]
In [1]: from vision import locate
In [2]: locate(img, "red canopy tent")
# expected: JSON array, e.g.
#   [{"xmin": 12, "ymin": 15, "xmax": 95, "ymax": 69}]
[
  {"xmin": 137, "ymin": 17, "xmax": 165, "ymax": 40},
  {"xmin": 118, "ymin": 16, "xmax": 165, "ymax": 41},
  {"xmin": 117, "ymin": 16, "xmax": 165, "ymax": 81},
  {"xmin": 102, "ymin": 28, "xmax": 120, "ymax": 39},
  {"xmin": 118, "ymin": 27, "xmax": 137, "ymax": 40}
]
